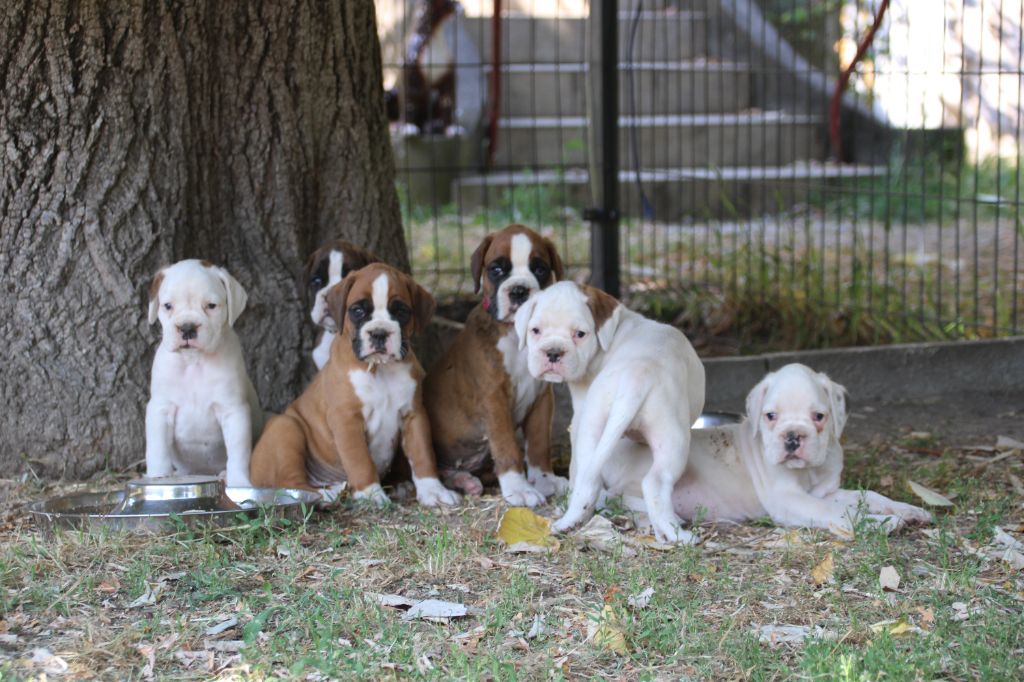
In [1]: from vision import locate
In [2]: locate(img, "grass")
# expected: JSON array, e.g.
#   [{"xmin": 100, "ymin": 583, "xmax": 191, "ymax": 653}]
[{"xmin": 2, "ymin": 435, "xmax": 1023, "ymax": 680}]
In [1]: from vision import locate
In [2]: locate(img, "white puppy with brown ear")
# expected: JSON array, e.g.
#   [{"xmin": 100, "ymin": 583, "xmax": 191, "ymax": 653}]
[
  {"xmin": 146, "ymin": 259, "xmax": 264, "ymax": 486},
  {"xmin": 515, "ymin": 281, "xmax": 705, "ymax": 543},
  {"xmin": 672, "ymin": 363, "xmax": 931, "ymax": 534}
]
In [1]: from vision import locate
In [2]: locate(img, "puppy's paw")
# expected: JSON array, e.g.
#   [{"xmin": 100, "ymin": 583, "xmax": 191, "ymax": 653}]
[
  {"xmin": 319, "ymin": 482, "xmax": 348, "ymax": 504},
  {"xmin": 498, "ymin": 471, "xmax": 546, "ymax": 508},
  {"xmin": 352, "ymin": 483, "xmax": 391, "ymax": 508},
  {"xmin": 527, "ymin": 468, "xmax": 570, "ymax": 498},
  {"xmin": 652, "ymin": 515, "xmax": 698, "ymax": 545},
  {"xmin": 414, "ymin": 477, "xmax": 462, "ymax": 508},
  {"xmin": 551, "ymin": 514, "xmax": 582, "ymax": 534},
  {"xmin": 443, "ymin": 470, "xmax": 484, "ymax": 496},
  {"xmin": 895, "ymin": 503, "xmax": 933, "ymax": 526}
]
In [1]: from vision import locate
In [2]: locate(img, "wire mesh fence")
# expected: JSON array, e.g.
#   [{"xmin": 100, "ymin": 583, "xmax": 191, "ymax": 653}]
[{"xmin": 379, "ymin": 0, "xmax": 1023, "ymax": 352}]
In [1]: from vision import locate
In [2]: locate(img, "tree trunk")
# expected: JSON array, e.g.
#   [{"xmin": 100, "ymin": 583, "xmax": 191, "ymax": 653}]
[{"xmin": 0, "ymin": 1, "xmax": 407, "ymax": 478}]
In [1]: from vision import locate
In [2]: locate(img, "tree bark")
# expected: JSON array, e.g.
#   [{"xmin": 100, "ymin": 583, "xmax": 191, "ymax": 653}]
[{"xmin": 0, "ymin": 1, "xmax": 407, "ymax": 477}]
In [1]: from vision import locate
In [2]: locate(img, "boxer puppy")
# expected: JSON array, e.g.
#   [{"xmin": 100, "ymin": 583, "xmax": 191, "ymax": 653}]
[
  {"xmin": 424, "ymin": 224, "xmax": 568, "ymax": 506},
  {"xmin": 250, "ymin": 263, "xmax": 460, "ymax": 508},
  {"xmin": 671, "ymin": 364, "xmax": 932, "ymax": 533},
  {"xmin": 516, "ymin": 281, "xmax": 705, "ymax": 543},
  {"xmin": 146, "ymin": 259, "xmax": 264, "ymax": 486},
  {"xmin": 303, "ymin": 240, "xmax": 380, "ymax": 369}
]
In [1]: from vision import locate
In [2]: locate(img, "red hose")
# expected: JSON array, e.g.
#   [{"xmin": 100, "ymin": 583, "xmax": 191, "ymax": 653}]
[{"xmin": 829, "ymin": 0, "xmax": 889, "ymax": 161}]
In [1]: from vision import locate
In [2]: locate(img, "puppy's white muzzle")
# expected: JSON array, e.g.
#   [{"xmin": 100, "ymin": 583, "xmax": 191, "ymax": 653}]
[
  {"xmin": 496, "ymin": 277, "xmax": 538, "ymax": 321},
  {"xmin": 166, "ymin": 312, "xmax": 214, "ymax": 352},
  {"xmin": 359, "ymin": 320, "xmax": 402, "ymax": 364}
]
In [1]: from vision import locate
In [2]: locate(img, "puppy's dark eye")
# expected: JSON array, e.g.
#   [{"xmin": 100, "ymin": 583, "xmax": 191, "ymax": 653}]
[
  {"xmin": 163, "ymin": 303, "xmax": 172, "ymax": 311},
  {"xmin": 813, "ymin": 412, "xmax": 826, "ymax": 422},
  {"xmin": 390, "ymin": 301, "xmax": 412, "ymax": 325},
  {"xmin": 575, "ymin": 330, "xmax": 586, "ymax": 339},
  {"xmin": 206, "ymin": 303, "xmax": 217, "ymax": 310},
  {"xmin": 531, "ymin": 327, "xmax": 540, "ymax": 335},
  {"xmin": 765, "ymin": 412, "xmax": 777, "ymax": 422},
  {"xmin": 489, "ymin": 264, "xmax": 505, "ymax": 279},
  {"xmin": 309, "ymin": 276, "xmax": 324, "ymax": 290},
  {"xmin": 531, "ymin": 264, "xmax": 549, "ymax": 281},
  {"xmin": 349, "ymin": 304, "xmax": 367, "ymax": 322}
]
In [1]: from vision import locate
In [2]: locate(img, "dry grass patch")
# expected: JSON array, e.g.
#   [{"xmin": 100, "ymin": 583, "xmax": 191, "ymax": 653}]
[{"xmin": 1, "ymin": 437, "xmax": 1022, "ymax": 680}]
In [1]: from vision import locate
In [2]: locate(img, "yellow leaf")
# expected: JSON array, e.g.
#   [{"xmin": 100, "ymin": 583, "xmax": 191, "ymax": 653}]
[
  {"xmin": 907, "ymin": 480, "xmax": 954, "ymax": 507},
  {"xmin": 496, "ymin": 508, "xmax": 558, "ymax": 548},
  {"xmin": 870, "ymin": 617, "xmax": 921, "ymax": 637},
  {"xmin": 587, "ymin": 604, "xmax": 629, "ymax": 655},
  {"xmin": 811, "ymin": 552, "xmax": 835, "ymax": 586}
]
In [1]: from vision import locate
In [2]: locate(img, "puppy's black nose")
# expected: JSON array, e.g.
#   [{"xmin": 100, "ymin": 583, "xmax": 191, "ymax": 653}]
[
  {"xmin": 509, "ymin": 285, "xmax": 530, "ymax": 304},
  {"xmin": 784, "ymin": 432, "xmax": 801, "ymax": 453},
  {"xmin": 369, "ymin": 330, "xmax": 389, "ymax": 349},
  {"xmin": 178, "ymin": 323, "xmax": 198, "ymax": 341},
  {"xmin": 546, "ymin": 349, "xmax": 564, "ymax": 364}
]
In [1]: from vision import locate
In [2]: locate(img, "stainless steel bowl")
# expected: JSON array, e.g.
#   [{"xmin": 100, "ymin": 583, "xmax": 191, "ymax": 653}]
[
  {"xmin": 109, "ymin": 476, "xmax": 240, "ymax": 516},
  {"xmin": 29, "ymin": 478, "xmax": 321, "ymax": 535},
  {"xmin": 693, "ymin": 411, "xmax": 743, "ymax": 429}
]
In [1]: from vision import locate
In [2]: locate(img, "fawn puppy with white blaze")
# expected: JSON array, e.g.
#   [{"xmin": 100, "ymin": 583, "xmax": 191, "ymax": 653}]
[
  {"xmin": 423, "ymin": 224, "xmax": 569, "ymax": 506},
  {"xmin": 515, "ymin": 281, "xmax": 705, "ymax": 543},
  {"xmin": 249, "ymin": 263, "xmax": 460, "ymax": 507},
  {"xmin": 303, "ymin": 239, "xmax": 380, "ymax": 370},
  {"xmin": 146, "ymin": 259, "xmax": 264, "ymax": 487}
]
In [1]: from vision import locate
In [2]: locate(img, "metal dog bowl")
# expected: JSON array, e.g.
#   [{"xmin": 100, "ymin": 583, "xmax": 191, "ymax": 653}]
[
  {"xmin": 693, "ymin": 411, "xmax": 743, "ymax": 429},
  {"xmin": 29, "ymin": 475, "xmax": 321, "ymax": 535}
]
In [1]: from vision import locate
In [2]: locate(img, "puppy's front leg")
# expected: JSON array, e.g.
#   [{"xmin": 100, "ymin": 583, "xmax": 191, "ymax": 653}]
[
  {"xmin": 523, "ymin": 386, "xmax": 568, "ymax": 498},
  {"xmin": 483, "ymin": 393, "xmax": 545, "ymax": 507},
  {"xmin": 145, "ymin": 400, "xmax": 176, "ymax": 478},
  {"xmin": 328, "ymin": 409, "xmax": 388, "ymax": 507},
  {"xmin": 218, "ymin": 404, "xmax": 253, "ymax": 487},
  {"xmin": 402, "ymin": 400, "xmax": 461, "ymax": 508},
  {"xmin": 761, "ymin": 482, "xmax": 873, "ymax": 534},
  {"xmin": 830, "ymin": 489, "xmax": 932, "ymax": 529}
]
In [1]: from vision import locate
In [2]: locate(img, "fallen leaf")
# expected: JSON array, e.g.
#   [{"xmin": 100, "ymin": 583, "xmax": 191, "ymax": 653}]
[
  {"xmin": 755, "ymin": 624, "xmax": 837, "ymax": 646},
  {"xmin": 572, "ymin": 515, "xmax": 637, "ymax": 556},
  {"xmin": 627, "ymin": 587, "xmax": 655, "ymax": 610},
  {"xmin": 496, "ymin": 508, "xmax": 558, "ymax": 550},
  {"xmin": 205, "ymin": 617, "xmax": 238, "ymax": 636},
  {"xmin": 759, "ymin": 529, "xmax": 806, "ymax": 548},
  {"xmin": 137, "ymin": 644, "xmax": 156, "ymax": 679},
  {"xmin": 372, "ymin": 593, "xmax": 417, "ymax": 609},
  {"xmin": 916, "ymin": 606, "xmax": 935, "ymax": 627},
  {"xmin": 811, "ymin": 553, "xmax": 835, "ymax": 586},
  {"xmin": 951, "ymin": 601, "xmax": 970, "ymax": 621},
  {"xmin": 31, "ymin": 648, "xmax": 69, "ymax": 676},
  {"xmin": 907, "ymin": 480, "xmax": 954, "ymax": 507},
  {"xmin": 870, "ymin": 618, "xmax": 922, "ymax": 637},
  {"xmin": 96, "ymin": 577, "xmax": 121, "ymax": 594},
  {"xmin": 505, "ymin": 540, "xmax": 559, "ymax": 554},
  {"xmin": 879, "ymin": 566, "xmax": 901, "ymax": 591},
  {"xmin": 401, "ymin": 599, "xmax": 468, "ymax": 622},
  {"xmin": 127, "ymin": 582, "xmax": 164, "ymax": 609},
  {"xmin": 996, "ymin": 435, "xmax": 1024, "ymax": 451},
  {"xmin": 586, "ymin": 604, "xmax": 628, "ymax": 654}
]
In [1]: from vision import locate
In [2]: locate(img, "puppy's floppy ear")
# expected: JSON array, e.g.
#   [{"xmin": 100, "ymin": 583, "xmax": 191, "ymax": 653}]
[
  {"xmin": 542, "ymin": 235, "xmax": 564, "ymax": 284},
  {"xmin": 325, "ymin": 275, "xmax": 358, "ymax": 335},
  {"xmin": 514, "ymin": 294, "xmax": 540, "ymax": 350},
  {"xmin": 817, "ymin": 371, "xmax": 849, "ymax": 443},
  {"xmin": 212, "ymin": 266, "xmax": 248, "ymax": 326},
  {"xmin": 147, "ymin": 268, "xmax": 166, "ymax": 325},
  {"xmin": 745, "ymin": 372, "xmax": 773, "ymax": 440},
  {"xmin": 583, "ymin": 284, "xmax": 620, "ymax": 351},
  {"xmin": 344, "ymin": 241, "xmax": 380, "ymax": 269},
  {"xmin": 469, "ymin": 233, "xmax": 494, "ymax": 294}
]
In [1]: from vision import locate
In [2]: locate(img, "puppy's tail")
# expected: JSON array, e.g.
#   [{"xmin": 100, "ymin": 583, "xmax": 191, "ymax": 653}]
[{"xmin": 591, "ymin": 377, "xmax": 653, "ymax": 459}]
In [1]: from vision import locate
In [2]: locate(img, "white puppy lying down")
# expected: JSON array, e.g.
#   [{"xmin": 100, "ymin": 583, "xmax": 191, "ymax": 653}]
[
  {"xmin": 669, "ymin": 363, "xmax": 931, "ymax": 534},
  {"xmin": 146, "ymin": 259, "xmax": 264, "ymax": 487},
  {"xmin": 515, "ymin": 281, "xmax": 705, "ymax": 543}
]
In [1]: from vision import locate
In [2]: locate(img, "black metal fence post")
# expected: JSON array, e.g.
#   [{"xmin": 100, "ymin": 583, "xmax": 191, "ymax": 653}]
[{"xmin": 585, "ymin": 0, "xmax": 620, "ymax": 298}]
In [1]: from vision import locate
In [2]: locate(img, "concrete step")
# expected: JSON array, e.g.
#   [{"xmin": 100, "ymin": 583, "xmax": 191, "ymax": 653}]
[
  {"xmin": 491, "ymin": 111, "xmax": 824, "ymax": 168},
  {"xmin": 463, "ymin": 11, "xmax": 708, "ymax": 64},
  {"xmin": 450, "ymin": 162, "xmax": 888, "ymax": 219},
  {"xmin": 492, "ymin": 61, "xmax": 751, "ymax": 117}
]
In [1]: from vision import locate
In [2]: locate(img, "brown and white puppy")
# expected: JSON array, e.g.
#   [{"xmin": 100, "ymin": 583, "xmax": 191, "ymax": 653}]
[
  {"xmin": 303, "ymin": 239, "xmax": 380, "ymax": 369},
  {"xmin": 671, "ymin": 364, "xmax": 931, "ymax": 534},
  {"xmin": 146, "ymin": 259, "xmax": 264, "ymax": 487},
  {"xmin": 516, "ymin": 281, "xmax": 705, "ymax": 543},
  {"xmin": 250, "ymin": 263, "xmax": 460, "ymax": 507},
  {"xmin": 424, "ymin": 224, "xmax": 568, "ymax": 506}
]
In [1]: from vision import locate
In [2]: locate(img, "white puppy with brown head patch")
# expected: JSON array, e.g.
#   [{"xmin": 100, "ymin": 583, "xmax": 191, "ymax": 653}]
[
  {"xmin": 515, "ymin": 281, "xmax": 706, "ymax": 543},
  {"xmin": 671, "ymin": 363, "xmax": 931, "ymax": 533},
  {"xmin": 146, "ymin": 259, "xmax": 264, "ymax": 486}
]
